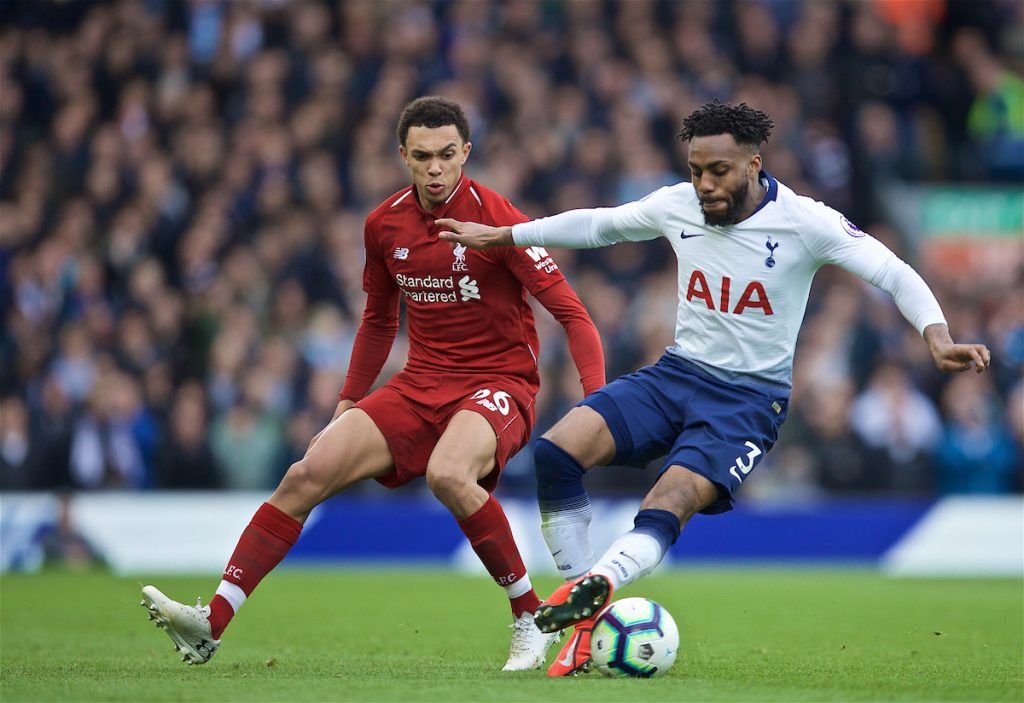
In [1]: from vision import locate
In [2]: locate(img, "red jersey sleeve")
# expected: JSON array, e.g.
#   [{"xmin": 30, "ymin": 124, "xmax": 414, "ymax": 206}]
[
  {"xmin": 478, "ymin": 187, "xmax": 605, "ymax": 395},
  {"xmin": 533, "ymin": 279, "xmax": 606, "ymax": 396},
  {"xmin": 339, "ymin": 222, "xmax": 401, "ymax": 401},
  {"xmin": 486, "ymin": 193, "xmax": 564, "ymax": 296}
]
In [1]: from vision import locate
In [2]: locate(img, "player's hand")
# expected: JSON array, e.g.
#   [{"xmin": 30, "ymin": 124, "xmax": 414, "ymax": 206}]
[
  {"xmin": 306, "ymin": 399, "xmax": 356, "ymax": 454},
  {"xmin": 924, "ymin": 324, "xmax": 991, "ymax": 374},
  {"xmin": 932, "ymin": 342, "xmax": 991, "ymax": 373},
  {"xmin": 436, "ymin": 218, "xmax": 514, "ymax": 249}
]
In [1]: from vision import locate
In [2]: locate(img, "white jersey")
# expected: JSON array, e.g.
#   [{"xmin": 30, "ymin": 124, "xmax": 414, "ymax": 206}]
[{"xmin": 512, "ymin": 173, "xmax": 946, "ymax": 390}]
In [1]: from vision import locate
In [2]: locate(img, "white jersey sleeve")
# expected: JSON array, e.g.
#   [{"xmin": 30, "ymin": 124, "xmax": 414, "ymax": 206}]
[
  {"xmin": 797, "ymin": 200, "xmax": 947, "ymax": 335},
  {"xmin": 511, "ymin": 187, "xmax": 671, "ymax": 248}
]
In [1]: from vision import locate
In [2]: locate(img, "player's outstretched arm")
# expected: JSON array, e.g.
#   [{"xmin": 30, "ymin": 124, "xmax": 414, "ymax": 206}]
[
  {"xmin": 437, "ymin": 219, "xmax": 514, "ymax": 249},
  {"xmin": 924, "ymin": 323, "xmax": 991, "ymax": 374}
]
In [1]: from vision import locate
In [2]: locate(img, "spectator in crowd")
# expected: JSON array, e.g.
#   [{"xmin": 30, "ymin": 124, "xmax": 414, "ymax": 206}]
[
  {"xmin": 154, "ymin": 381, "xmax": 221, "ymax": 490},
  {"xmin": 791, "ymin": 379, "xmax": 884, "ymax": 495},
  {"xmin": 952, "ymin": 28, "xmax": 1024, "ymax": 181},
  {"xmin": 68, "ymin": 369, "xmax": 156, "ymax": 490},
  {"xmin": 0, "ymin": 395, "xmax": 35, "ymax": 490},
  {"xmin": 934, "ymin": 373, "xmax": 1021, "ymax": 494},
  {"xmin": 210, "ymin": 397, "xmax": 285, "ymax": 491},
  {"xmin": 849, "ymin": 362, "xmax": 943, "ymax": 494}
]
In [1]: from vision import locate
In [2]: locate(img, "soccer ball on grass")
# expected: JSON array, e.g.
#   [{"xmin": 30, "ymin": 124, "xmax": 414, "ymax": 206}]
[{"xmin": 590, "ymin": 597, "xmax": 679, "ymax": 677}]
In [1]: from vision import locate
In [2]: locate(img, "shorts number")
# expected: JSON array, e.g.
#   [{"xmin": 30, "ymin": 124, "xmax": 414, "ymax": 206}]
[
  {"xmin": 470, "ymin": 388, "xmax": 511, "ymax": 416},
  {"xmin": 729, "ymin": 441, "xmax": 761, "ymax": 484}
]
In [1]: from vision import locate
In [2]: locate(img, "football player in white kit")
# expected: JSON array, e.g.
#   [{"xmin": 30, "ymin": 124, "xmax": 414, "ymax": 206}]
[{"xmin": 438, "ymin": 101, "xmax": 991, "ymax": 676}]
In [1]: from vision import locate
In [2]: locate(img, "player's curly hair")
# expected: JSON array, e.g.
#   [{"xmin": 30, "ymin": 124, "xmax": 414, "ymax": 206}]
[
  {"xmin": 397, "ymin": 96, "xmax": 470, "ymax": 147},
  {"xmin": 677, "ymin": 100, "xmax": 774, "ymax": 149}
]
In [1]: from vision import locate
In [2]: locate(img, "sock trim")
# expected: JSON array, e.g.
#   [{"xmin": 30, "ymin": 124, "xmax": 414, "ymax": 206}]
[
  {"xmin": 215, "ymin": 580, "xmax": 247, "ymax": 612},
  {"xmin": 633, "ymin": 508, "xmax": 681, "ymax": 552},
  {"xmin": 539, "ymin": 494, "xmax": 592, "ymax": 514},
  {"xmin": 504, "ymin": 573, "xmax": 532, "ymax": 600},
  {"xmin": 253, "ymin": 502, "xmax": 303, "ymax": 544}
]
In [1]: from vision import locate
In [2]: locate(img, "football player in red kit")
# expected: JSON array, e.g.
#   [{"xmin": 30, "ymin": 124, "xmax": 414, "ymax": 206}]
[{"xmin": 141, "ymin": 96, "xmax": 606, "ymax": 671}]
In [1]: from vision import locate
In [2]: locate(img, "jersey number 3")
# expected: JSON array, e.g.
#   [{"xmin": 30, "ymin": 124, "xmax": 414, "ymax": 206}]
[{"xmin": 729, "ymin": 441, "xmax": 762, "ymax": 484}]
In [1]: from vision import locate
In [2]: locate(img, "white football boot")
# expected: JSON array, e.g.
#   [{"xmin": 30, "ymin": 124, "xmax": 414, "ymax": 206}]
[
  {"xmin": 501, "ymin": 611, "xmax": 560, "ymax": 671},
  {"xmin": 141, "ymin": 585, "xmax": 220, "ymax": 665}
]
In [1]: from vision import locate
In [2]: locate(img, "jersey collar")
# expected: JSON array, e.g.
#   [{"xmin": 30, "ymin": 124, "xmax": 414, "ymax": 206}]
[{"xmin": 749, "ymin": 170, "xmax": 778, "ymax": 217}]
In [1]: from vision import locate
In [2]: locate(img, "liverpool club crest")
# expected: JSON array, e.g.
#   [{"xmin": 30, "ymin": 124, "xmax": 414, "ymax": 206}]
[{"xmin": 452, "ymin": 243, "xmax": 468, "ymax": 272}]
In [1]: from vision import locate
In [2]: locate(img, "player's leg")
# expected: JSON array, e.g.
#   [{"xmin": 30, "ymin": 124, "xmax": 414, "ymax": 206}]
[
  {"xmin": 587, "ymin": 465, "xmax": 717, "ymax": 593},
  {"xmin": 535, "ymin": 469, "xmax": 716, "ymax": 646},
  {"xmin": 427, "ymin": 409, "xmax": 543, "ymax": 614},
  {"xmin": 531, "ymin": 406, "xmax": 617, "ymax": 675},
  {"xmin": 535, "ymin": 357, "xmax": 716, "ymax": 665},
  {"xmin": 208, "ymin": 408, "xmax": 394, "ymax": 634},
  {"xmin": 143, "ymin": 407, "xmax": 394, "ymax": 663},
  {"xmin": 535, "ymin": 406, "xmax": 616, "ymax": 582},
  {"xmin": 427, "ymin": 407, "xmax": 557, "ymax": 671},
  {"xmin": 546, "ymin": 364, "xmax": 787, "ymax": 636},
  {"xmin": 534, "ymin": 399, "xmax": 642, "ymax": 674}
]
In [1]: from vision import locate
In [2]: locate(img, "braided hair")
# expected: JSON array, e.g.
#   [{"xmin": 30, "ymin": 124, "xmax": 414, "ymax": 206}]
[{"xmin": 678, "ymin": 100, "xmax": 774, "ymax": 149}]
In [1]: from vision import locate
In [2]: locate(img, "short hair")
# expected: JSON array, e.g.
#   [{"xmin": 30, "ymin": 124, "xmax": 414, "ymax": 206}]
[
  {"xmin": 677, "ymin": 101, "xmax": 774, "ymax": 150},
  {"xmin": 396, "ymin": 96, "xmax": 470, "ymax": 147}
]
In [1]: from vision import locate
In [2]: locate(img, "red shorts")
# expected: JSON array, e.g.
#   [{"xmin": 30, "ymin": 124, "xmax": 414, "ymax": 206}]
[{"xmin": 355, "ymin": 371, "xmax": 536, "ymax": 492}]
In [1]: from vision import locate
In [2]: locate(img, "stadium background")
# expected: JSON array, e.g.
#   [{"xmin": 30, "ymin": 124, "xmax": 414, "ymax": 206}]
[{"xmin": 0, "ymin": 0, "xmax": 1022, "ymax": 573}]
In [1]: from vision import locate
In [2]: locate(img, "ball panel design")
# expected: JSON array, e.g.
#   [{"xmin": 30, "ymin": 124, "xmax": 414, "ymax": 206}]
[{"xmin": 590, "ymin": 597, "xmax": 680, "ymax": 678}]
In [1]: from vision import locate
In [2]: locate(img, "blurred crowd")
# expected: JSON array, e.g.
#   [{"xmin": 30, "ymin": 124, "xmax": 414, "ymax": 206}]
[{"xmin": 1, "ymin": 0, "xmax": 1021, "ymax": 500}]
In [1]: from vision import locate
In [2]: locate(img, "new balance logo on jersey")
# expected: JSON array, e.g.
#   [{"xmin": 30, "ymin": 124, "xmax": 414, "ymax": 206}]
[
  {"xmin": 394, "ymin": 247, "xmax": 409, "ymax": 260},
  {"xmin": 458, "ymin": 275, "xmax": 480, "ymax": 301},
  {"xmin": 686, "ymin": 270, "xmax": 774, "ymax": 315}
]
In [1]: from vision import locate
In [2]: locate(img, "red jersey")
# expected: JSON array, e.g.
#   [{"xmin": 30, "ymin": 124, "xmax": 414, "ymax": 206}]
[{"xmin": 341, "ymin": 175, "xmax": 603, "ymax": 401}]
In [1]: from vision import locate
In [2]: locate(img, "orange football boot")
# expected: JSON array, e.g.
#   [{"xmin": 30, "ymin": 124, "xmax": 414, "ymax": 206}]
[
  {"xmin": 535, "ymin": 573, "xmax": 613, "ymax": 634},
  {"xmin": 546, "ymin": 619, "xmax": 595, "ymax": 676}
]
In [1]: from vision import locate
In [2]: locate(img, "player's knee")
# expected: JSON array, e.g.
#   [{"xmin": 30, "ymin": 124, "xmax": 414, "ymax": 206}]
[
  {"xmin": 425, "ymin": 463, "xmax": 471, "ymax": 501},
  {"xmin": 534, "ymin": 437, "xmax": 584, "ymax": 484},
  {"xmin": 539, "ymin": 407, "xmax": 614, "ymax": 467},
  {"xmin": 277, "ymin": 458, "xmax": 327, "ymax": 505}
]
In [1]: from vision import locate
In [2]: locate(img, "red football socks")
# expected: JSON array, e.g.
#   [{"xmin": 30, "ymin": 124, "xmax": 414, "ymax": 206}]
[
  {"xmin": 208, "ymin": 502, "xmax": 303, "ymax": 639},
  {"xmin": 457, "ymin": 495, "xmax": 541, "ymax": 618}
]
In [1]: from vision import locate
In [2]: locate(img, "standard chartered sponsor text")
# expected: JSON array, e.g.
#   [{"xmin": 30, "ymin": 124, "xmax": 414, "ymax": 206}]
[
  {"xmin": 403, "ymin": 289, "xmax": 458, "ymax": 303},
  {"xmin": 396, "ymin": 273, "xmax": 458, "ymax": 303},
  {"xmin": 395, "ymin": 274, "xmax": 454, "ymax": 288}
]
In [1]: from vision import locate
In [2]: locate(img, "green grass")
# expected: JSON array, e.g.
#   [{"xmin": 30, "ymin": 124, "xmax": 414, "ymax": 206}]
[{"xmin": 1, "ymin": 569, "xmax": 1021, "ymax": 702}]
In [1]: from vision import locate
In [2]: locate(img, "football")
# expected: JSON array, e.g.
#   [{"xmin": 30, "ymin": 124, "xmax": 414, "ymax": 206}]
[{"xmin": 590, "ymin": 597, "xmax": 680, "ymax": 678}]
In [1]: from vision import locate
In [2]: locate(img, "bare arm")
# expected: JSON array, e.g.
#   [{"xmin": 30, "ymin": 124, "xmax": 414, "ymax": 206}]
[
  {"xmin": 437, "ymin": 220, "xmax": 514, "ymax": 249},
  {"xmin": 923, "ymin": 323, "xmax": 991, "ymax": 374}
]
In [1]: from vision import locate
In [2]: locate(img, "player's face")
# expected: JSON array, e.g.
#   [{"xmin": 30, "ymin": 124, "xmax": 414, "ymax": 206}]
[
  {"xmin": 400, "ymin": 125, "xmax": 472, "ymax": 211},
  {"xmin": 688, "ymin": 134, "xmax": 761, "ymax": 226}
]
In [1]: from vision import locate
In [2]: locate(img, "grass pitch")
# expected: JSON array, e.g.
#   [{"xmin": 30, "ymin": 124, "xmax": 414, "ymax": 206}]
[{"xmin": 1, "ymin": 568, "xmax": 1021, "ymax": 702}]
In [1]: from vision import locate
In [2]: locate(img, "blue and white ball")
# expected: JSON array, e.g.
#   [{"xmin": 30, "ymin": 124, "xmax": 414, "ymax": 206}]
[{"xmin": 590, "ymin": 597, "xmax": 680, "ymax": 678}]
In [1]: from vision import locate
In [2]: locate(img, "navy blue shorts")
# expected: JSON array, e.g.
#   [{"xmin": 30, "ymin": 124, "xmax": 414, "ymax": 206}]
[{"xmin": 579, "ymin": 353, "xmax": 789, "ymax": 515}]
